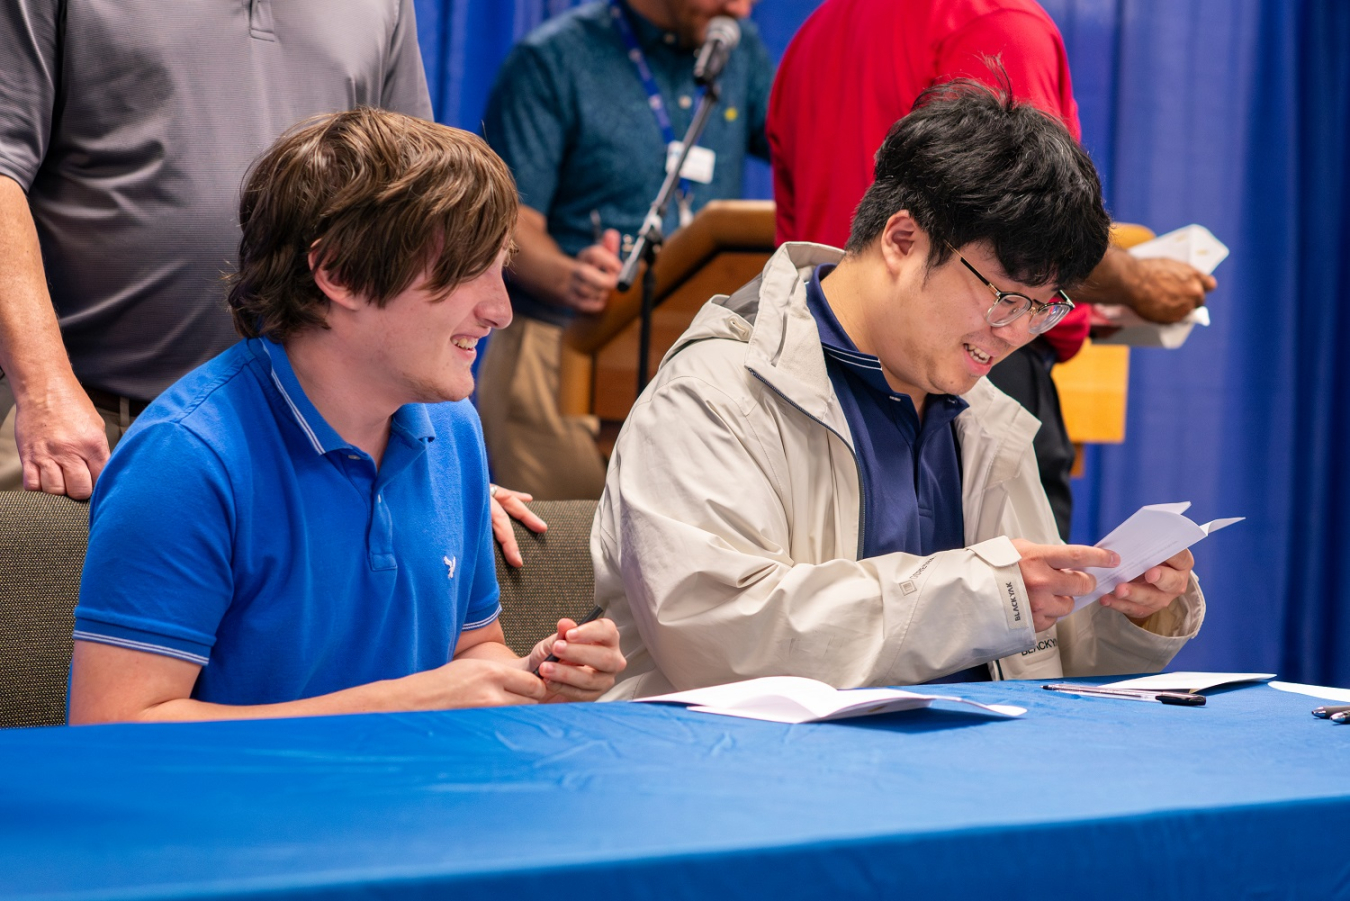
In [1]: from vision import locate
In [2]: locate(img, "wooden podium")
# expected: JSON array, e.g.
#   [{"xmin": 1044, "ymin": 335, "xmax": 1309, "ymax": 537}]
[
  {"xmin": 560, "ymin": 200, "xmax": 775, "ymax": 428},
  {"xmin": 560, "ymin": 200, "xmax": 1139, "ymax": 459}
]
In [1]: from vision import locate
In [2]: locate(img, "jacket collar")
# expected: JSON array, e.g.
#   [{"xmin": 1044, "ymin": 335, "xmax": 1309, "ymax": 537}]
[
  {"xmin": 955, "ymin": 379, "xmax": 1042, "ymax": 489},
  {"xmin": 664, "ymin": 242, "xmax": 1040, "ymax": 487}
]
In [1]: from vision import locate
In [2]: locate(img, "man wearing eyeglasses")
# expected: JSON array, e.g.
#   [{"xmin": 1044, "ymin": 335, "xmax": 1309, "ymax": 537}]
[{"xmin": 592, "ymin": 81, "xmax": 1204, "ymax": 697}]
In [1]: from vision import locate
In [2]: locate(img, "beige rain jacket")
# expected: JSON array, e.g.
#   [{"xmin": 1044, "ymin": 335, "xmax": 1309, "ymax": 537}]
[{"xmin": 596, "ymin": 244, "xmax": 1204, "ymax": 699}]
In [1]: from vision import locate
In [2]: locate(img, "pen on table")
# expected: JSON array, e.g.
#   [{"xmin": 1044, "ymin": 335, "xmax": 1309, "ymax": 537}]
[
  {"xmin": 1043, "ymin": 683, "xmax": 1206, "ymax": 707},
  {"xmin": 1311, "ymin": 705, "xmax": 1350, "ymax": 719},
  {"xmin": 1332, "ymin": 711, "xmax": 1350, "ymax": 724},
  {"xmin": 533, "ymin": 605, "xmax": 605, "ymax": 678}
]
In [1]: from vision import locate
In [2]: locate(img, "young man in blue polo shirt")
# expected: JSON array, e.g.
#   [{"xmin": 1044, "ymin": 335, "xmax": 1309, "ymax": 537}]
[
  {"xmin": 68, "ymin": 109, "xmax": 624, "ymax": 723},
  {"xmin": 595, "ymin": 81, "xmax": 1207, "ymax": 699}
]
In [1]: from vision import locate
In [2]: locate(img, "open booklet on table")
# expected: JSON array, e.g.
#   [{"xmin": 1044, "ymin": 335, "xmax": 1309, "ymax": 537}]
[{"xmin": 635, "ymin": 676, "xmax": 1026, "ymax": 725}]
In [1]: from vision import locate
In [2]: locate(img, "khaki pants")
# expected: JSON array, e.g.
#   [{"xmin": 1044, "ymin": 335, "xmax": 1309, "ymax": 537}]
[
  {"xmin": 0, "ymin": 375, "xmax": 138, "ymax": 490},
  {"xmin": 477, "ymin": 317, "xmax": 606, "ymax": 500}
]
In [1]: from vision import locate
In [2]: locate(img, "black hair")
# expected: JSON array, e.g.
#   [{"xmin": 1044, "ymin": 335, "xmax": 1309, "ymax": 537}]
[{"xmin": 844, "ymin": 66, "xmax": 1110, "ymax": 290}]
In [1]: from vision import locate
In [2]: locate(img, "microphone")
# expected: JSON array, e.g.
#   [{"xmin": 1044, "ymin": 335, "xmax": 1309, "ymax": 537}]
[{"xmin": 692, "ymin": 16, "xmax": 740, "ymax": 86}]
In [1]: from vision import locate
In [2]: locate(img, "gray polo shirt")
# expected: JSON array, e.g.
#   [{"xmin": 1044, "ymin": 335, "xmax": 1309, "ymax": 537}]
[{"xmin": 0, "ymin": 0, "xmax": 432, "ymax": 400}]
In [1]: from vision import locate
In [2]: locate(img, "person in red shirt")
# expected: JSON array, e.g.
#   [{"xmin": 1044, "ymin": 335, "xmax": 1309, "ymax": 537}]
[{"xmin": 767, "ymin": 0, "xmax": 1215, "ymax": 537}]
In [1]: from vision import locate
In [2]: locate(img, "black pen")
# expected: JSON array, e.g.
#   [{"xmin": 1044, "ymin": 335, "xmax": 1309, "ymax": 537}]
[
  {"xmin": 1043, "ymin": 683, "xmax": 1206, "ymax": 706},
  {"xmin": 1312, "ymin": 705, "xmax": 1350, "ymax": 719},
  {"xmin": 533, "ymin": 606, "xmax": 604, "ymax": 677},
  {"xmin": 1332, "ymin": 711, "xmax": 1350, "ymax": 724}
]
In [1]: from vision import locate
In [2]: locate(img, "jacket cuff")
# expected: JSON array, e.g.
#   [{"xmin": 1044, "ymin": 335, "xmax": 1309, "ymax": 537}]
[{"xmin": 968, "ymin": 536, "xmax": 1033, "ymax": 635}]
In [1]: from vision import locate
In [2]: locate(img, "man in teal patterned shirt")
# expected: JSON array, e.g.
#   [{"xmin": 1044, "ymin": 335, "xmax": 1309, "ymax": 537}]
[{"xmin": 478, "ymin": 0, "xmax": 772, "ymax": 499}]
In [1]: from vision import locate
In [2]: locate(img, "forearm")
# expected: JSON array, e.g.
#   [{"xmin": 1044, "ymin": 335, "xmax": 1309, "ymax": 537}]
[
  {"xmin": 455, "ymin": 631, "xmax": 523, "ymax": 665},
  {"xmin": 0, "ymin": 176, "xmax": 78, "ymax": 396},
  {"xmin": 68, "ymin": 660, "xmax": 446, "ymax": 725},
  {"xmin": 118, "ymin": 677, "xmax": 431, "ymax": 723},
  {"xmin": 1071, "ymin": 244, "xmax": 1210, "ymax": 324},
  {"xmin": 1068, "ymin": 244, "xmax": 1136, "ymax": 307},
  {"xmin": 69, "ymin": 661, "xmax": 532, "ymax": 725},
  {"xmin": 507, "ymin": 205, "xmax": 577, "ymax": 308}
]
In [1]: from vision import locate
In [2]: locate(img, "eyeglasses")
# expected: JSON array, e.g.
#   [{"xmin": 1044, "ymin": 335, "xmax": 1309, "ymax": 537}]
[{"xmin": 947, "ymin": 245, "xmax": 1075, "ymax": 336}]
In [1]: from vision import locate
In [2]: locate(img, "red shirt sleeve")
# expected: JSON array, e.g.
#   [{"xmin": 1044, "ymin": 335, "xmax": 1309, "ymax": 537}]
[{"xmin": 933, "ymin": 8, "xmax": 1082, "ymax": 140}]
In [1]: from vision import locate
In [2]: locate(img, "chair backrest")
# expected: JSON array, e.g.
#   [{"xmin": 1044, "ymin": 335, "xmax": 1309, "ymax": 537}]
[
  {"xmin": 0, "ymin": 492, "xmax": 89, "ymax": 728},
  {"xmin": 493, "ymin": 500, "xmax": 599, "ymax": 656},
  {"xmin": 0, "ymin": 493, "xmax": 596, "ymax": 726}
]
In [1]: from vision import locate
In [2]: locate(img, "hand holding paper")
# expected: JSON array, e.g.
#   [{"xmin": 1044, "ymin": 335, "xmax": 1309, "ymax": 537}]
[
  {"xmin": 1073, "ymin": 502, "xmax": 1243, "ymax": 614},
  {"xmin": 1094, "ymin": 224, "xmax": 1228, "ymax": 348},
  {"xmin": 1010, "ymin": 540, "xmax": 1120, "ymax": 631}
]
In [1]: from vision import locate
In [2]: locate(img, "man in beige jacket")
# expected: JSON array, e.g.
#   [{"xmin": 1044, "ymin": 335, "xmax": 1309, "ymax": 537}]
[{"xmin": 594, "ymin": 80, "xmax": 1204, "ymax": 699}]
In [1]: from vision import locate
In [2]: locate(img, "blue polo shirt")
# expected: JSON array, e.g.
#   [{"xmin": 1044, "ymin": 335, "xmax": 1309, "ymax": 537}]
[
  {"xmin": 806, "ymin": 265, "xmax": 968, "ymax": 559},
  {"xmin": 73, "ymin": 338, "xmax": 501, "ymax": 706},
  {"xmin": 481, "ymin": 0, "xmax": 773, "ymax": 325}
]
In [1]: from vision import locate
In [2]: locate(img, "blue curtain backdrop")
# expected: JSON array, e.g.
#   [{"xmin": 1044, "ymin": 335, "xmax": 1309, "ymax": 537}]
[{"xmin": 414, "ymin": 0, "xmax": 1350, "ymax": 686}]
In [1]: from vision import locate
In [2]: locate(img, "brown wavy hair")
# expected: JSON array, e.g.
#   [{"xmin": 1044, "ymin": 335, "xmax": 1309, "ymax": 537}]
[{"xmin": 228, "ymin": 107, "xmax": 518, "ymax": 341}]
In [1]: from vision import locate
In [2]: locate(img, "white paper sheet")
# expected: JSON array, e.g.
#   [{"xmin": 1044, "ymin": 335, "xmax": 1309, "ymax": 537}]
[
  {"xmin": 1268, "ymin": 680, "xmax": 1350, "ymax": 704},
  {"xmin": 1094, "ymin": 224, "xmax": 1229, "ymax": 348},
  {"xmin": 1072, "ymin": 502, "xmax": 1243, "ymax": 612},
  {"xmin": 1103, "ymin": 672, "xmax": 1274, "ymax": 692},
  {"xmin": 636, "ymin": 676, "xmax": 1025, "ymax": 724}
]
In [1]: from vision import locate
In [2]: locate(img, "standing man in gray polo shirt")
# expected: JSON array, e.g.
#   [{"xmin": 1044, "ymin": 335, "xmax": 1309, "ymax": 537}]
[{"xmin": 0, "ymin": 0, "xmax": 430, "ymax": 499}]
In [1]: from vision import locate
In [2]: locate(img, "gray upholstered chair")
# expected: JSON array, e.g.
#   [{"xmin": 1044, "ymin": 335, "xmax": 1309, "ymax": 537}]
[
  {"xmin": 0, "ymin": 492, "xmax": 88, "ymax": 728},
  {"xmin": 493, "ymin": 499, "xmax": 600, "ymax": 656}
]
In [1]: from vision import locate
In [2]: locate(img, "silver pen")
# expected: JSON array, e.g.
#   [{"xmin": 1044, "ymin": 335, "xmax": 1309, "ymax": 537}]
[{"xmin": 1043, "ymin": 683, "xmax": 1206, "ymax": 706}]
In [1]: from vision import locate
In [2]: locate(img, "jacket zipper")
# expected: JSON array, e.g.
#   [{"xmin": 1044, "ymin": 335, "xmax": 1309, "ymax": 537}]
[{"xmin": 747, "ymin": 367, "xmax": 867, "ymax": 559}]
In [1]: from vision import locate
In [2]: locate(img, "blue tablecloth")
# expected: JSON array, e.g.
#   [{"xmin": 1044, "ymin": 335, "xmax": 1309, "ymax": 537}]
[{"xmin": 2, "ymin": 681, "xmax": 1348, "ymax": 900}]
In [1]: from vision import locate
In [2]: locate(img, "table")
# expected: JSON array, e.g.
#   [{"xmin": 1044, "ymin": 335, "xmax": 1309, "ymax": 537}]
[{"xmin": 3, "ymin": 681, "xmax": 1347, "ymax": 900}]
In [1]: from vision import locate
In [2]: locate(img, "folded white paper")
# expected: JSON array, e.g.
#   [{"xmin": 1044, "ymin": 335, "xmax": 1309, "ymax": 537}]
[
  {"xmin": 1094, "ymin": 224, "xmax": 1229, "ymax": 349},
  {"xmin": 1104, "ymin": 672, "xmax": 1274, "ymax": 692},
  {"xmin": 637, "ymin": 676, "xmax": 1025, "ymax": 724},
  {"xmin": 1073, "ymin": 502, "xmax": 1243, "ymax": 612},
  {"xmin": 1268, "ymin": 680, "xmax": 1350, "ymax": 704}
]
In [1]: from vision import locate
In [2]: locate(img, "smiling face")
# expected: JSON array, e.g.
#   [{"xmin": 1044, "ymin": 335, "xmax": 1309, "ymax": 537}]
[
  {"xmin": 356, "ymin": 247, "xmax": 513, "ymax": 407},
  {"xmin": 833, "ymin": 212, "xmax": 1051, "ymax": 413}
]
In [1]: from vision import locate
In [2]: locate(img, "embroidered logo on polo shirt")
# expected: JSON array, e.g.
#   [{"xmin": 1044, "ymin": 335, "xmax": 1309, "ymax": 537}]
[{"xmin": 443, "ymin": 556, "xmax": 457, "ymax": 580}]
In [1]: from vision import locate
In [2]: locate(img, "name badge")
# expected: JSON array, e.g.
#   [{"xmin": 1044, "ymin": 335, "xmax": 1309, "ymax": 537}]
[{"xmin": 666, "ymin": 142, "xmax": 716, "ymax": 184}]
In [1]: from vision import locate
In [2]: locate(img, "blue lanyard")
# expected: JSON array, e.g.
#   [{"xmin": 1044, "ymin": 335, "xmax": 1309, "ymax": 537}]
[{"xmin": 609, "ymin": 0, "xmax": 696, "ymax": 203}]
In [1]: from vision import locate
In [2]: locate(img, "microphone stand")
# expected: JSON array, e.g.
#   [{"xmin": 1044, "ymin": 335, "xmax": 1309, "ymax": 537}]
[{"xmin": 617, "ymin": 80, "xmax": 722, "ymax": 397}]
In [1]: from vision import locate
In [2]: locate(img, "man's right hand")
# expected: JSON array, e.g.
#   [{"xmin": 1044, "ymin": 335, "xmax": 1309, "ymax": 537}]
[
  {"xmin": 564, "ymin": 229, "xmax": 621, "ymax": 314},
  {"xmin": 14, "ymin": 384, "xmax": 110, "ymax": 500},
  {"xmin": 400, "ymin": 657, "xmax": 548, "ymax": 710},
  {"xmin": 1122, "ymin": 256, "xmax": 1217, "ymax": 324},
  {"xmin": 1009, "ymin": 540, "xmax": 1120, "ymax": 632}
]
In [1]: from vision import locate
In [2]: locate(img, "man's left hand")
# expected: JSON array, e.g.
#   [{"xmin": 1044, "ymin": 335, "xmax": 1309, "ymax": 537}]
[
  {"xmin": 490, "ymin": 485, "xmax": 548, "ymax": 568},
  {"xmin": 527, "ymin": 616, "xmax": 625, "ymax": 702},
  {"xmin": 1122, "ymin": 257, "xmax": 1217, "ymax": 324},
  {"xmin": 1099, "ymin": 548, "xmax": 1195, "ymax": 625}
]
